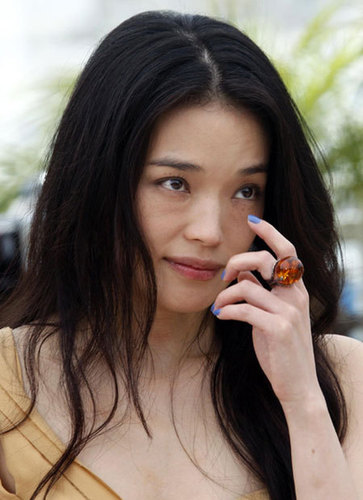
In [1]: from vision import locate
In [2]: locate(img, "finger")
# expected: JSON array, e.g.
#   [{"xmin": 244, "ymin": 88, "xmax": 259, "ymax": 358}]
[
  {"xmin": 270, "ymin": 278, "xmax": 310, "ymax": 309},
  {"xmin": 223, "ymin": 250, "xmax": 276, "ymax": 283},
  {"xmin": 247, "ymin": 216, "xmax": 297, "ymax": 259},
  {"xmin": 215, "ymin": 302, "xmax": 274, "ymax": 330},
  {"xmin": 214, "ymin": 279, "xmax": 282, "ymax": 313},
  {"xmin": 237, "ymin": 271, "xmax": 263, "ymax": 285}
]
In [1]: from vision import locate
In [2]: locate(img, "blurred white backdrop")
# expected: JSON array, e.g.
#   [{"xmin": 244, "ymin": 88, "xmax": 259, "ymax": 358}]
[
  {"xmin": 0, "ymin": 0, "xmax": 362, "ymax": 336},
  {"xmin": 0, "ymin": 0, "xmax": 342, "ymax": 153}
]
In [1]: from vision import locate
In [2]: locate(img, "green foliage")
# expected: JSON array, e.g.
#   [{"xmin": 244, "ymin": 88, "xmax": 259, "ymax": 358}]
[
  {"xmin": 1, "ymin": 2, "xmax": 362, "ymax": 212},
  {"xmin": 0, "ymin": 74, "xmax": 75, "ymax": 213},
  {"xmin": 0, "ymin": 149, "xmax": 42, "ymax": 213},
  {"xmin": 209, "ymin": 0, "xmax": 363, "ymax": 207}
]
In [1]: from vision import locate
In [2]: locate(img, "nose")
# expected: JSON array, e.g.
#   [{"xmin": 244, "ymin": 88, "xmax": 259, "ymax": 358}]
[{"xmin": 183, "ymin": 196, "xmax": 223, "ymax": 247}]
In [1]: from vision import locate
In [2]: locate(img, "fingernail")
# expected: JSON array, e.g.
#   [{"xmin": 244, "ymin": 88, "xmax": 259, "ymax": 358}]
[
  {"xmin": 248, "ymin": 215, "xmax": 261, "ymax": 224},
  {"xmin": 221, "ymin": 269, "xmax": 226, "ymax": 280},
  {"xmin": 212, "ymin": 308, "xmax": 221, "ymax": 316},
  {"xmin": 210, "ymin": 303, "xmax": 215, "ymax": 313}
]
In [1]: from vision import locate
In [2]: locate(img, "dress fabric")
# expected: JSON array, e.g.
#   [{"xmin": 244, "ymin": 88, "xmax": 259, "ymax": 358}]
[{"xmin": 0, "ymin": 327, "xmax": 269, "ymax": 499}]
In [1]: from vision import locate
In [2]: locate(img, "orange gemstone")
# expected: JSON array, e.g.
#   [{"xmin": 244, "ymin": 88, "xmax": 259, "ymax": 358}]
[{"xmin": 272, "ymin": 256, "xmax": 304, "ymax": 286}]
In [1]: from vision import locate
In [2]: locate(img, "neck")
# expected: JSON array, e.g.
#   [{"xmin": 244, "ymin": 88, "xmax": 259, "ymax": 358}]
[{"xmin": 145, "ymin": 308, "xmax": 217, "ymax": 378}]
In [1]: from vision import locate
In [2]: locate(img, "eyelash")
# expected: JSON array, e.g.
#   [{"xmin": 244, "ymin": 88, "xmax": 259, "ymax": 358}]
[{"xmin": 156, "ymin": 176, "xmax": 263, "ymax": 200}]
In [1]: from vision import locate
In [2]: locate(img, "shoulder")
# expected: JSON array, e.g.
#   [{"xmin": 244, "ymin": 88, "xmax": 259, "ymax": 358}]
[
  {"xmin": 322, "ymin": 333, "xmax": 363, "ymax": 384},
  {"xmin": 0, "ymin": 327, "xmax": 17, "ymax": 370},
  {"xmin": 0, "ymin": 326, "xmax": 13, "ymax": 344},
  {"xmin": 0, "ymin": 325, "xmax": 29, "ymax": 376},
  {"xmin": 322, "ymin": 334, "xmax": 363, "ymax": 409},
  {"xmin": 0, "ymin": 327, "xmax": 29, "ymax": 428},
  {"xmin": 323, "ymin": 332, "xmax": 363, "ymax": 360},
  {"xmin": 0, "ymin": 325, "xmax": 39, "ymax": 399}
]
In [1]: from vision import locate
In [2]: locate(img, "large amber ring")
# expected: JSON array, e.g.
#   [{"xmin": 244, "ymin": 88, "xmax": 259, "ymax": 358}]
[{"xmin": 268, "ymin": 256, "xmax": 304, "ymax": 287}]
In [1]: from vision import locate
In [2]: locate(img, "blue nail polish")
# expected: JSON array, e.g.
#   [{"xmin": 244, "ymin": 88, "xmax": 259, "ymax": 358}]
[
  {"xmin": 221, "ymin": 269, "xmax": 226, "ymax": 280},
  {"xmin": 212, "ymin": 308, "xmax": 221, "ymax": 316},
  {"xmin": 210, "ymin": 304, "xmax": 215, "ymax": 313},
  {"xmin": 248, "ymin": 215, "xmax": 261, "ymax": 224}
]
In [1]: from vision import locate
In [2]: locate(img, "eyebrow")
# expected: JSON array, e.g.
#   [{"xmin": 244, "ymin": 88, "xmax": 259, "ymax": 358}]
[{"xmin": 147, "ymin": 157, "xmax": 268, "ymax": 176}]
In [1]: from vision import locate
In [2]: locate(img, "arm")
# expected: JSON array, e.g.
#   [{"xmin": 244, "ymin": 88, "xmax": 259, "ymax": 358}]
[
  {"xmin": 212, "ymin": 217, "xmax": 362, "ymax": 499},
  {"xmin": 282, "ymin": 336, "xmax": 362, "ymax": 500}
]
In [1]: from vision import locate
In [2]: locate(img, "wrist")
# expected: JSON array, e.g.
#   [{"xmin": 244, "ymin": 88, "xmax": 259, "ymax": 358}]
[{"xmin": 281, "ymin": 390, "xmax": 327, "ymax": 423}]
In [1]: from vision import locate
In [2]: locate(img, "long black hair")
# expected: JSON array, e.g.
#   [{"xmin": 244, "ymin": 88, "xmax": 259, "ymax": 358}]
[{"xmin": 0, "ymin": 10, "xmax": 345, "ymax": 499}]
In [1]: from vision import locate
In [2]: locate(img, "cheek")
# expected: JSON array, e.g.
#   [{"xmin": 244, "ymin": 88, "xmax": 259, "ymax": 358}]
[
  {"xmin": 137, "ymin": 190, "xmax": 164, "ymax": 236},
  {"xmin": 226, "ymin": 196, "xmax": 265, "ymax": 249},
  {"xmin": 137, "ymin": 186, "xmax": 183, "ymax": 226},
  {"xmin": 137, "ymin": 209, "xmax": 183, "ymax": 257},
  {"xmin": 224, "ymin": 212, "xmax": 258, "ymax": 254}
]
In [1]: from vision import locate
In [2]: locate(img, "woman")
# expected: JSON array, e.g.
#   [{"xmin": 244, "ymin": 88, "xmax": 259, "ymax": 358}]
[{"xmin": 0, "ymin": 10, "xmax": 362, "ymax": 500}]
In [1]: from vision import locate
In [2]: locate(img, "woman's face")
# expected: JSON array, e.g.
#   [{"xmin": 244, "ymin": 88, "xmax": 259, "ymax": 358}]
[{"xmin": 136, "ymin": 102, "xmax": 269, "ymax": 314}]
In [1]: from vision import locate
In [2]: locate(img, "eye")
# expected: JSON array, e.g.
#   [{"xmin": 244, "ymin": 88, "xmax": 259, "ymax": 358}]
[
  {"xmin": 235, "ymin": 185, "xmax": 260, "ymax": 200},
  {"xmin": 159, "ymin": 177, "xmax": 188, "ymax": 192}
]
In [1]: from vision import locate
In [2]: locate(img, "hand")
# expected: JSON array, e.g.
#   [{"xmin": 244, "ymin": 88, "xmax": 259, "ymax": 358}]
[{"xmin": 212, "ymin": 217, "xmax": 323, "ymax": 409}]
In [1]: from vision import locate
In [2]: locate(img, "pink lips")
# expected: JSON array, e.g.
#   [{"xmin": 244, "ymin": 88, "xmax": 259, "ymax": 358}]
[{"xmin": 165, "ymin": 257, "xmax": 223, "ymax": 281}]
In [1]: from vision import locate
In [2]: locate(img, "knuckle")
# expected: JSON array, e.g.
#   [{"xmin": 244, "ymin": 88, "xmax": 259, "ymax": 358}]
[
  {"xmin": 301, "ymin": 286, "xmax": 309, "ymax": 301},
  {"xmin": 215, "ymin": 288, "xmax": 233, "ymax": 307},
  {"xmin": 240, "ymin": 303, "xmax": 253, "ymax": 320},
  {"xmin": 218, "ymin": 304, "xmax": 234, "ymax": 320},
  {"xmin": 278, "ymin": 317, "xmax": 293, "ymax": 338},
  {"xmin": 228, "ymin": 254, "xmax": 241, "ymax": 270},
  {"xmin": 285, "ymin": 304, "xmax": 297, "ymax": 322},
  {"xmin": 260, "ymin": 250, "xmax": 272, "ymax": 261},
  {"xmin": 295, "ymin": 289, "xmax": 308, "ymax": 308},
  {"xmin": 284, "ymin": 243, "xmax": 296, "ymax": 256},
  {"xmin": 238, "ymin": 279, "xmax": 251, "ymax": 293}
]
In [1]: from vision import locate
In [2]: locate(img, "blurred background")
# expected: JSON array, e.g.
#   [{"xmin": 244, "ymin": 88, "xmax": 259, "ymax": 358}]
[{"xmin": 0, "ymin": 0, "xmax": 362, "ymax": 338}]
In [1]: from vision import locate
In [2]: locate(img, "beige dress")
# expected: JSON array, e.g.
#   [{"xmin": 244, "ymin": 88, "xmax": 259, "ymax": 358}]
[{"xmin": 0, "ymin": 327, "xmax": 269, "ymax": 499}]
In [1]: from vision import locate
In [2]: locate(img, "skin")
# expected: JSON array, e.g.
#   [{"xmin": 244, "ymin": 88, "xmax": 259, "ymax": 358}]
[
  {"xmin": 214, "ymin": 221, "xmax": 315, "ymax": 407},
  {"xmin": 2, "ymin": 101, "xmax": 362, "ymax": 499},
  {"xmin": 136, "ymin": 101, "xmax": 363, "ymax": 498},
  {"xmin": 2, "ymin": 101, "xmax": 272, "ymax": 500},
  {"xmin": 137, "ymin": 102, "xmax": 268, "ymax": 373}
]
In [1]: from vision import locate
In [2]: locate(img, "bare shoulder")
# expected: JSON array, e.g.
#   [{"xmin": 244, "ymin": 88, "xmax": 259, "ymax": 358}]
[
  {"xmin": 322, "ymin": 333, "xmax": 363, "ymax": 383},
  {"xmin": 321, "ymin": 334, "xmax": 363, "ymax": 407},
  {"xmin": 323, "ymin": 333, "xmax": 363, "ymax": 360}
]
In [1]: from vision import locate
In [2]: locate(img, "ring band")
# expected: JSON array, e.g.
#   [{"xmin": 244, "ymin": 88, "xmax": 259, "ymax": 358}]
[{"xmin": 268, "ymin": 256, "xmax": 304, "ymax": 287}]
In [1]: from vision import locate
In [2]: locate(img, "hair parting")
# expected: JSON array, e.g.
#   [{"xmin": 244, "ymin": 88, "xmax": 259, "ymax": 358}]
[{"xmin": 0, "ymin": 10, "xmax": 346, "ymax": 500}]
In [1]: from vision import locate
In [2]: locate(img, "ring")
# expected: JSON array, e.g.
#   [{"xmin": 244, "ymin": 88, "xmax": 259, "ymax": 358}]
[{"xmin": 268, "ymin": 256, "xmax": 304, "ymax": 287}]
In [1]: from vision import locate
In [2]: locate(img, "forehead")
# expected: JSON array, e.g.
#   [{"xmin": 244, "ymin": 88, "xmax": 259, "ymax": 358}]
[{"xmin": 145, "ymin": 102, "xmax": 270, "ymax": 171}]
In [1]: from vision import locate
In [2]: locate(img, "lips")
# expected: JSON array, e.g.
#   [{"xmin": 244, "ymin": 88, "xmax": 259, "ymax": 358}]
[{"xmin": 165, "ymin": 256, "xmax": 223, "ymax": 281}]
